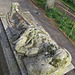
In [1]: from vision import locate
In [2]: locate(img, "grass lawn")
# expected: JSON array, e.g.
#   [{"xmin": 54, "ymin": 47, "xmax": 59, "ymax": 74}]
[
  {"xmin": 34, "ymin": 0, "xmax": 75, "ymax": 42},
  {"xmin": 60, "ymin": 0, "xmax": 75, "ymax": 11},
  {"xmin": 35, "ymin": 0, "xmax": 46, "ymax": 9},
  {"xmin": 46, "ymin": 7, "xmax": 75, "ymax": 41}
]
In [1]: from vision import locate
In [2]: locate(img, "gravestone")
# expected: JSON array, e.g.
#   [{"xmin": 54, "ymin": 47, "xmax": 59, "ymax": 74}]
[
  {"xmin": 45, "ymin": 0, "xmax": 55, "ymax": 10},
  {"xmin": 0, "ymin": 2, "xmax": 74, "ymax": 75}
]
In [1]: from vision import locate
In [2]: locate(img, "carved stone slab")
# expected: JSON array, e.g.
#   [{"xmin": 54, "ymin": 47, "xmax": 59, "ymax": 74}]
[{"xmin": 0, "ymin": 2, "xmax": 74, "ymax": 75}]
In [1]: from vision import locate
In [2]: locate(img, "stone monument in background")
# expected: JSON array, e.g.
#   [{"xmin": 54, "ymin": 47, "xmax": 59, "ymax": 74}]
[{"xmin": 45, "ymin": 0, "xmax": 55, "ymax": 10}]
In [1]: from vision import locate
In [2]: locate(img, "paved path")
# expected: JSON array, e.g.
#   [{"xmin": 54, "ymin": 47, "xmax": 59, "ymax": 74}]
[{"xmin": 0, "ymin": 0, "xmax": 75, "ymax": 75}]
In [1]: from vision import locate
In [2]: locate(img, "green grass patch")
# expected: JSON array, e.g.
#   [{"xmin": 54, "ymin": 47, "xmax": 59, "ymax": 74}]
[
  {"xmin": 60, "ymin": 0, "xmax": 75, "ymax": 11},
  {"xmin": 35, "ymin": 0, "xmax": 46, "ymax": 9}
]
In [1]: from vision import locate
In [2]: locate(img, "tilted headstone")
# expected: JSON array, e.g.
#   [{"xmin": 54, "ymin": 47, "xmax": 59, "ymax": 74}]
[{"xmin": 45, "ymin": 0, "xmax": 55, "ymax": 10}]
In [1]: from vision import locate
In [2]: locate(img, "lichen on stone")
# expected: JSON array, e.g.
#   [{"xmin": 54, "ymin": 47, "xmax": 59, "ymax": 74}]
[
  {"xmin": 45, "ymin": 0, "xmax": 55, "ymax": 10},
  {"xmin": 15, "ymin": 25, "xmax": 72, "ymax": 75},
  {"xmin": 15, "ymin": 26, "xmax": 56, "ymax": 56},
  {"xmin": 7, "ymin": 3, "xmax": 72, "ymax": 75}
]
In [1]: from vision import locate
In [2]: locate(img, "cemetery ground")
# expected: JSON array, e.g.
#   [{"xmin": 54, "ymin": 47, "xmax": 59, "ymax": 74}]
[{"xmin": 0, "ymin": 0, "xmax": 75, "ymax": 75}]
